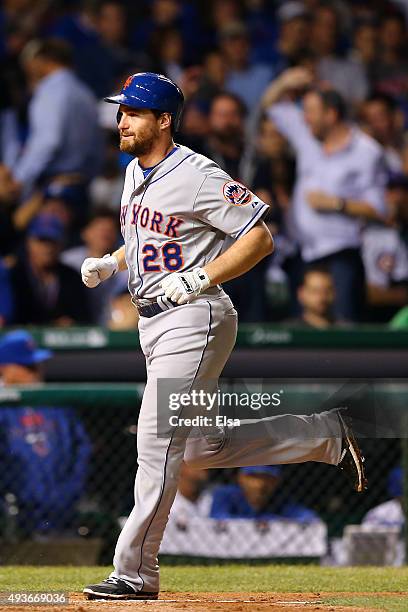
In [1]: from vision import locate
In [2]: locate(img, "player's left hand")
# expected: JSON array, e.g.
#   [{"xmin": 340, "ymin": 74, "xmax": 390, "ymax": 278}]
[{"xmin": 160, "ymin": 268, "xmax": 211, "ymax": 305}]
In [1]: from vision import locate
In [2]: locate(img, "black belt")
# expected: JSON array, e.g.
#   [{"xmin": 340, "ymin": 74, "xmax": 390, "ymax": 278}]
[{"xmin": 135, "ymin": 296, "xmax": 179, "ymax": 318}]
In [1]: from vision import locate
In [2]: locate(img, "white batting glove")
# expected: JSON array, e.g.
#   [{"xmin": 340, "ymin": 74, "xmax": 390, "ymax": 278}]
[
  {"xmin": 160, "ymin": 268, "xmax": 211, "ymax": 305},
  {"xmin": 81, "ymin": 254, "xmax": 119, "ymax": 288}
]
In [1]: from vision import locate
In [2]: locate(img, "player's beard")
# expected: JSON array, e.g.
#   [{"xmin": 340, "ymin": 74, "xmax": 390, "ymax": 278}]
[{"xmin": 119, "ymin": 124, "xmax": 160, "ymax": 156}]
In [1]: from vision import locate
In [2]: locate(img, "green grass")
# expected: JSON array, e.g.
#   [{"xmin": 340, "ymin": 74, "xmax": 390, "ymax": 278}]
[
  {"xmin": 0, "ymin": 565, "xmax": 408, "ymax": 594},
  {"xmin": 323, "ymin": 596, "xmax": 408, "ymax": 611}
]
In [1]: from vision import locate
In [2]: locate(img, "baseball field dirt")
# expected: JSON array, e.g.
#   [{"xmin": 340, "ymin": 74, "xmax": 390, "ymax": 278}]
[{"xmin": 1, "ymin": 565, "xmax": 408, "ymax": 611}]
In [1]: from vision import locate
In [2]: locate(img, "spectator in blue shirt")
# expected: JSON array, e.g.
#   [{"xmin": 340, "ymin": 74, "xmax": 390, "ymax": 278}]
[
  {"xmin": 4, "ymin": 38, "xmax": 101, "ymax": 206},
  {"xmin": 0, "ymin": 330, "xmax": 91, "ymax": 535},
  {"xmin": 210, "ymin": 466, "xmax": 318, "ymax": 522},
  {"xmin": 220, "ymin": 22, "xmax": 275, "ymax": 113}
]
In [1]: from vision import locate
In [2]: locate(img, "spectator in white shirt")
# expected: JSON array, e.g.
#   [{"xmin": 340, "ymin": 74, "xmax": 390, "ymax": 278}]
[{"xmin": 261, "ymin": 67, "xmax": 387, "ymax": 321}]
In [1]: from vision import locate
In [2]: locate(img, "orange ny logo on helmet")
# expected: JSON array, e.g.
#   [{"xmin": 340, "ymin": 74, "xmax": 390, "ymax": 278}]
[{"xmin": 123, "ymin": 75, "xmax": 133, "ymax": 90}]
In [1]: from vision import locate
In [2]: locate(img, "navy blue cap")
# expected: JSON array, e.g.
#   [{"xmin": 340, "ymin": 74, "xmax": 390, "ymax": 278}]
[
  {"xmin": 28, "ymin": 213, "xmax": 65, "ymax": 242},
  {"xmin": 0, "ymin": 331, "xmax": 52, "ymax": 366},
  {"xmin": 240, "ymin": 465, "xmax": 282, "ymax": 477},
  {"xmin": 44, "ymin": 182, "xmax": 82, "ymax": 206}
]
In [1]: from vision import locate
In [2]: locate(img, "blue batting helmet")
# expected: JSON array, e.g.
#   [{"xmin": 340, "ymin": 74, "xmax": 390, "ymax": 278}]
[{"xmin": 104, "ymin": 72, "xmax": 184, "ymax": 131}]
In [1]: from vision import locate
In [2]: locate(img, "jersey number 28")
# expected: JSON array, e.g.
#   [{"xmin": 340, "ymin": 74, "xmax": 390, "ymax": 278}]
[{"xmin": 142, "ymin": 242, "xmax": 184, "ymax": 272}]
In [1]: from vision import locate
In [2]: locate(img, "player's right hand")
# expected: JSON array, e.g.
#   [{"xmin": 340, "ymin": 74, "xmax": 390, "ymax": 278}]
[{"xmin": 81, "ymin": 254, "xmax": 119, "ymax": 288}]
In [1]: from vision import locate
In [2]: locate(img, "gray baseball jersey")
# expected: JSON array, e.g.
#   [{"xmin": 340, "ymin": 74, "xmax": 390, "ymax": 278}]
[
  {"xmin": 120, "ymin": 144, "xmax": 269, "ymax": 299},
  {"xmin": 109, "ymin": 143, "xmax": 343, "ymax": 595}
]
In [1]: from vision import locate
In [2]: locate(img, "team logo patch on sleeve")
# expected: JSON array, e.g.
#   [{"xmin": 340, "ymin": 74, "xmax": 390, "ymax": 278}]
[{"xmin": 223, "ymin": 181, "xmax": 253, "ymax": 206}]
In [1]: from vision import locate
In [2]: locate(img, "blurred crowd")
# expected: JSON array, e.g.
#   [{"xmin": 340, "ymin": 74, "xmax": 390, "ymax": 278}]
[{"xmin": 1, "ymin": 0, "xmax": 408, "ymax": 327}]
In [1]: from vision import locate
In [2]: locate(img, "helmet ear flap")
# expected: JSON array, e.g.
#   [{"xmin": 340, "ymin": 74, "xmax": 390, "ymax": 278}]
[{"xmin": 116, "ymin": 110, "xmax": 123, "ymax": 125}]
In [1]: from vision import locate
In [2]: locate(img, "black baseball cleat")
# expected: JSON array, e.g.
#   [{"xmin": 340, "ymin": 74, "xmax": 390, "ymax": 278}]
[
  {"xmin": 83, "ymin": 577, "xmax": 158, "ymax": 600},
  {"xmin": 337, "ymin": 409, "xmax": 368, "ymax": 493}
]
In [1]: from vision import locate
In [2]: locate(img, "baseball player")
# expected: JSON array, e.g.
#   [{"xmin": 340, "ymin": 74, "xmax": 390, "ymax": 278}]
[{"xmin": 81, "ymin": 73, "xmax": 367, "ymax": 600}]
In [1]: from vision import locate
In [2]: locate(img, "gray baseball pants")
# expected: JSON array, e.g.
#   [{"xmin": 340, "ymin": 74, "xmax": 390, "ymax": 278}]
[{"xmin": 110, "ymin": 293, "xmax": 341, "ymax": 592}]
